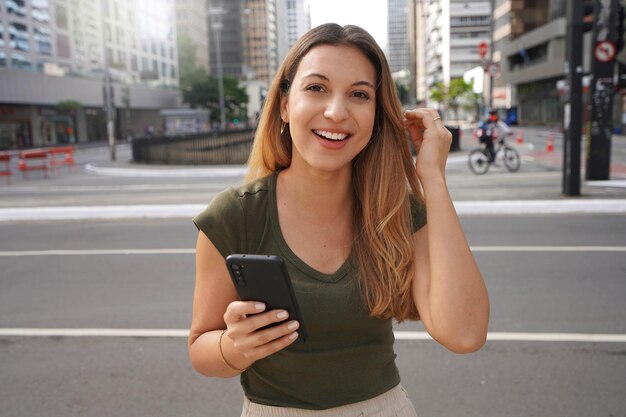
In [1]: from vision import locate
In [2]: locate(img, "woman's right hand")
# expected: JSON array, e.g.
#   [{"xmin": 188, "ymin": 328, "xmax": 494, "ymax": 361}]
[{"xmin": 222, "ymin": 300, "xmax": 300, "ymax": 369}]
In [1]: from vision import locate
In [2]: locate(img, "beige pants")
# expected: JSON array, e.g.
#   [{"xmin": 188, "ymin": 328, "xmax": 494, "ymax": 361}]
[{"xmin": 240, "ymin": 384, "xmax": 418, "ymax": 417}]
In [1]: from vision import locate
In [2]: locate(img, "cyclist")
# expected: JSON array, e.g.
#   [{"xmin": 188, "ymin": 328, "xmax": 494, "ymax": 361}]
[{"xmin": 478, "ymin": 110, "xmax": 512, "ymax": 161}]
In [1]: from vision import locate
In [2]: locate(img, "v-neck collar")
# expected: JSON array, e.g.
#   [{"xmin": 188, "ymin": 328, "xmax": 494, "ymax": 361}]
[{"xmin": 268, "ymin": 171, "xmax": 351, "ymax": 283}]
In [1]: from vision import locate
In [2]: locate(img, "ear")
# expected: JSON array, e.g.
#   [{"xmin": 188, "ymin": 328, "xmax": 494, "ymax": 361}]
[{"xmin": 280, "ymin": 93, "xmax": 289, "ymax": 123}]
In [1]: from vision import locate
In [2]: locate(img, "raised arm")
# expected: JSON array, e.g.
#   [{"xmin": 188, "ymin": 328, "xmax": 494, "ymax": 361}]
[{"xmin": 404, "ymin": 109, "xmax": 490, "ymax": 353}]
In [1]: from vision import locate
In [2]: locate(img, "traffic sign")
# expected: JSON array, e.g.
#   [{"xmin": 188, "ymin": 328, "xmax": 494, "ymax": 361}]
[
  {"xmin": 478, "ymin": 42, "xmax": 489, "ymax": 58},
  {"xmin": 594, "ymin": 41, "xmax": 616, "ymax": 62},
  {"xmin": 487, "ymin": 62, "xmax": 500, "ymax": 78}
]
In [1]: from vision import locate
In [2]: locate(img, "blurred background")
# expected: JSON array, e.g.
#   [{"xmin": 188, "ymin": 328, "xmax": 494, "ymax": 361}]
[{"xmin": 1, "ymin": 0, "xmax": 615, "ymax": 151}]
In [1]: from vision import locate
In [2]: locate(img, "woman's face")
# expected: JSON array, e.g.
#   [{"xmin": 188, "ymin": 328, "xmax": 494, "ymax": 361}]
[{"xmin": 281, "ymin": 44, "xmax": 377, "ymax": 175}]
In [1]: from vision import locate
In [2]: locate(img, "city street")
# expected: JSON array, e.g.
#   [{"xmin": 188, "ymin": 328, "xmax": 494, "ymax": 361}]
[{"xmin": 1, "ymin": 133, "xmax": 626, "ymax": 417}]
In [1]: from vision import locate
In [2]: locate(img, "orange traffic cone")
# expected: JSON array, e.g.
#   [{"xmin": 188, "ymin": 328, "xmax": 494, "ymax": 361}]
[
  {"xmin": 516, "ymin": 130, "xmax": 524, "ymax": 144},
  {"xmin": 546, "ymin": 132, "xmax": 554, "ymax": 152}
]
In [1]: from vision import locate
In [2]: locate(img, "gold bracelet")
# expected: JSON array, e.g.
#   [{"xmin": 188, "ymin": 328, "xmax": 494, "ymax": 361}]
[{"xmin": 218, "ymin": 330, "xmax": 247, "ymax": 373}]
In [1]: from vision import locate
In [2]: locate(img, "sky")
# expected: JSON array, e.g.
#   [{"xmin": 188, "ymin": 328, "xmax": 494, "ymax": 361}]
[{"xmin": 308, "ymin": 0, "xmax": 388, "ymax": 49}]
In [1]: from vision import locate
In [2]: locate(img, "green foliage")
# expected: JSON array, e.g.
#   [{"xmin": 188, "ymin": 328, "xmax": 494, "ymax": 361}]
[
  {"xmin": 182, "ymin": 75, "xmax": 249, "ymax": 124},
  {"xmin": 178, "ymin": 34, "xmax": 209, "ymax": 90},
  {"xmin": 57, "ymin": 100, "xmax": 83, "ymax": 112},
  {"xmin": 429, "ymin": 78, "xmax": 480, "ymax": 122},
  {"xmin": 178, "ymin": 34, "xmax": 248, "ymax": 124},
  {"xmin": 396, "ymin": 82, "xmax": 409, "ymax": 105}
]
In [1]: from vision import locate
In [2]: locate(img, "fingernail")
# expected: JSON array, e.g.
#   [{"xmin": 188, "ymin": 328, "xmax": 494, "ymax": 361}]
[
  {"xmin": 287, "ymin": 321, "xmax": 299, "ymax": 330},
  {"xmin": 276, "ymin": 311, "xmax": 288, "ymax": 319},
  {"xmin": 289, "ymin": 332, "xmax": 298, "ymax": 340},
  {"xmin": 254, "ymin": 303, "xmax": 265, "ymax": 311}
]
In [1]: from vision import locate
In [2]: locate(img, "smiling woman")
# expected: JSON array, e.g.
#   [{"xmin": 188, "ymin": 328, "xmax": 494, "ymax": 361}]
[
  {"xmin": 189, "ymin": 23, "xmax": 489, "ymax": 417},
  {"xmin": 279, "ymin": 45, "xmax": 377, "ymax": 170}
]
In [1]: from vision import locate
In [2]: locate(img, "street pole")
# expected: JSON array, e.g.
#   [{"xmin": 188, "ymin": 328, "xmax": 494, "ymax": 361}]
[
  {"xmin": 100, "ymin": 0, "xmax": 115, "ymax": 161},
  {"xmin": 209, "ymin": 7, "xmax": 227, "ymax": 131},
  {"xmin": 488, "ymin": 0, "xmax": 495, "ymax": 111},
  {"xmin": 562, "ymin": 0, "xmax": 583, "ymax": 196},
  {"xmin": 586, "ymin": 0, "xmax": 619, "ymax": 180}
]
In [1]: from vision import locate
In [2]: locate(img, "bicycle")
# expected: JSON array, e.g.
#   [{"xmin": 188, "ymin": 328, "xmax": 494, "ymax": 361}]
[{"xmin": 468, "ymin": 130, "xmax": 521, "ymax": 175}]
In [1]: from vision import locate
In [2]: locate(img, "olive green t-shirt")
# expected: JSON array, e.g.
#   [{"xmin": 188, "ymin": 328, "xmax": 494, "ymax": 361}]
[{"xmin": 193, "ymin": 171, "xmax": 426, "ymax": 410}]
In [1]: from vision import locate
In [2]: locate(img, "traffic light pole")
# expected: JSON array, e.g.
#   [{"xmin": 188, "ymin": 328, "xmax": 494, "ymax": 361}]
[
  {"xmin": 586, "ymin": 0, "xmax": 620, "ymax": 180},
  {"xmin": 563, "ymin": 0, "xmax": 583, "ymax": 196}
]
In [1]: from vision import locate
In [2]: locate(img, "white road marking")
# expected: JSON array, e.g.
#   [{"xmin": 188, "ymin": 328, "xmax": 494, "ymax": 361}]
[
  {"xmin": 1, "ymin": 246, "xmax": 624, "ymax": 257},
  {"xmin": 470, "ymin": 246, "xmax": 626, "ymax": 252},
  {"xmin": 0, "ymin": 249, "xmax": 195, "ymax": 256},
  {"xmin": 1, "ymin": 199, "xmax": 626, "ymax": 222},
  {"xmin": 2, "ymin": 183, "xmax": 228, "ymax": 193},
  {"xmin": 84, "ymin": 163, "xmax": 247, "ymax": 178},
  {"xmin": 395, "ymin": 332, "xmax": 626, "ymax": 343},
  {"xmin": 0, "ymin": 328, "xmax": 624, "ymax": 343}
]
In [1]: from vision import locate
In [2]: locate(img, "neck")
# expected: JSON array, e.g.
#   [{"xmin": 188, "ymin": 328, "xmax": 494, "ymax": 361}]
[{"xmin": 278, "ymin": 165, "xmax": 354, "ymax": 221}]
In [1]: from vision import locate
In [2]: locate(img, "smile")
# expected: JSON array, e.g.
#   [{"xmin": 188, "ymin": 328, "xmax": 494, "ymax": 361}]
[{"xmin": 313, "ymin": 129, "xmax": 350, "ymax": 141}]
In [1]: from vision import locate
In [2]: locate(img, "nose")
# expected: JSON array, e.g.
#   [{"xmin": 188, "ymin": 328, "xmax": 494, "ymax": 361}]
[{"xmin": 323, "ymin": 95, "xmax": 349, "ymax": 122}]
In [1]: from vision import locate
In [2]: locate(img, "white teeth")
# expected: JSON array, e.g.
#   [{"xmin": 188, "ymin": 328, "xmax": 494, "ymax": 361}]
[{"xmin": 314, "ymin": 130, "xmax": 348, "ymax": 141}]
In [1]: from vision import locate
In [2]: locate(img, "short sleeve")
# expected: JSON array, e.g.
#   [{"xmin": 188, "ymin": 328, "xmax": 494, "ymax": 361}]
[
  {"xmin": 192, "ymin": 188, "xmax": 246, "ymax": 258},
  {"xmin": 409, "ymin": 194, "xmax": 427, "ymax": 233}
]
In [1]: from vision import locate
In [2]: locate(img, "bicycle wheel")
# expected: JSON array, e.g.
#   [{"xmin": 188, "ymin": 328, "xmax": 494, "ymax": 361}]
[
  {"xmin": 503, "ymin": 146, "xmax": 521, "ymax": 172},
  {"xmin": 468, "ymin": 148, "xmax": 491, "ymax": 175}
]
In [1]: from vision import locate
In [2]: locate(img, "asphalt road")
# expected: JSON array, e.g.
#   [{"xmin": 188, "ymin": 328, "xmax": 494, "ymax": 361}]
[{"xmin": 1, "ymin": 135, "xmax": 626, "ymax": 417}]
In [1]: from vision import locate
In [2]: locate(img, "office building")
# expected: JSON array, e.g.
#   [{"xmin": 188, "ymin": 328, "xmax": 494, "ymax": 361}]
[
  {"xmin": 176, "ymin": 0, "xmax": 210, "ymax": 72},
  {"xmin": 418, "ymin": 0, "xmax": 491, "ymax": 108},
  {"xmin": 0, "ymin": 0, "xmax": 180, "ymax": 149},
  {"xmin": 491, "ymin": 0, "xmax": 568, "ymax": 125},
  {"xmin": 389, "ymin": 0, "xmax": 410, "ymax": 74}
]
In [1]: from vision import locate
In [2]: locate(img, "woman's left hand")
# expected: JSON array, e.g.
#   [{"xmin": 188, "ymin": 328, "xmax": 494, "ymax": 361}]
[{"xmin": 404, "ymin": 108, "xmax": 452, "ymax": 183}]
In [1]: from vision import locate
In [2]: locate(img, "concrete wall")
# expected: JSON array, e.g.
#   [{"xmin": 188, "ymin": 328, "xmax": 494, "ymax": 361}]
[{"xmin": 0, "ymin": 69, "xmax": 181, "ymax": 109}]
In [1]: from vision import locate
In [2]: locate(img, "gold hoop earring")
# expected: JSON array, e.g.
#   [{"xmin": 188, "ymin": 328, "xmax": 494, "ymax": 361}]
[{"xmin": 280, "ymin": 121, "xmax": 287, "ymax": 134}]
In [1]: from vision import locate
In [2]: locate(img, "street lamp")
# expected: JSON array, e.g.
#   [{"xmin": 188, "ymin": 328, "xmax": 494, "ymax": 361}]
[{"xmin": 208, "ymin": 6, "xmax": 227, "ymax": 131}]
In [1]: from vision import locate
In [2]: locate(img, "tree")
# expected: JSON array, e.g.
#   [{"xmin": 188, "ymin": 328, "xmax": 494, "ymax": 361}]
[
  {"xmin": 178, "ymin": 34, "xmax": 208, "ymax": 90},
  {"xmin": 182, "ymin": 75, "xmax": 249, "ymax": 125},
  {"xmin": 429, "ymin": 78, "xmax": 480, "ymax": 123},
  {"xmin": 178, "ymin": 34, "xmax": 248, "ymax": 125}
]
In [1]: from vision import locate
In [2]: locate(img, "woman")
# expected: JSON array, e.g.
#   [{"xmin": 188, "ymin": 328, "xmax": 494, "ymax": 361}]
[{"xmin": 189, "ymin": 23, "xmax": 489, "ymax": 416}]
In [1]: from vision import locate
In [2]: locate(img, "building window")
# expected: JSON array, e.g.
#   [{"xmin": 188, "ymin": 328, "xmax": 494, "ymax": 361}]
[
  {"xmin": 7, "ymin": 0, "xmax": 27, "ymax": 17},
  {"xmin": 0, "ymin": 23, "xmax": 4, "ymax": 48},
  {"xmin": 34, "ymin": 26, "xmax": 52, "ymax": 55},
  {"xmin": 11, "ymin": 53, "xmax": 32, "ymax": 71},
  {"xmin": 9, "ymin": 22, "xmax": 29, "ymax": 52},
  {"xmin": 0, "ymin": 51, "xmax": 6, "ymax": 67},
  {"xmin": 56, "ymin": 4, "xmax": 68, "ymax": 30},
  {"xmin": 131, "ymin": 54, "xmax": 138, "ymax": 71},
  {"xmin": 56, "ymin": 33, "xmax": 70, "ymax": 58},
  {"xmin": 32, "ymin": 0, "xmax": 50, "ymax": 23}
]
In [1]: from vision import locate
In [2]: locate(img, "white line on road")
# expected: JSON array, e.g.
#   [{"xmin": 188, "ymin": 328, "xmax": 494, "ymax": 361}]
[
  {"xmin": 0, "ymin": 249, "xmax": 195, "ymax": 256},
  {"xmin": 2, "ymin": 183, "xmax": 228, "ymax": 193},
  {"xmin": 1, "ymin": 200, "xmax": 626, "ymax": 222},
  {"xmin": 470, "ymin": 246, "xmax": 626, "ymax": 252},
  {"xmin": 85, "ymin": 163, "xmax": 247, "ymax": 178},
  {"xmin": 1, "ymin": 328, "xmax": 625, "ymax": 343},
  {"xmin": 1, "ymin": 246, "xmax": 625, "ymax": 257}
]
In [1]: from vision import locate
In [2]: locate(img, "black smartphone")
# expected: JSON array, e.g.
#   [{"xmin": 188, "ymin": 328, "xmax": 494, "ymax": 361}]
[{"xmin": 225, "ymin": 254, "xmax": 307, "ymax": 344}]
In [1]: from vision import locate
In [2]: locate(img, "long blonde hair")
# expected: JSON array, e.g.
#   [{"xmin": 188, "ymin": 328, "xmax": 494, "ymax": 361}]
[{"xmin": 246, "ymin": 24, "xmax": 424, "ymax": 321}]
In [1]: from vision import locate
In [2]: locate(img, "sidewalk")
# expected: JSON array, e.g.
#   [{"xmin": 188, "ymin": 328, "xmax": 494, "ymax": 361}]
[{"xmin": 1, "ymin": 133, "xmax": 626, "ymax": 221}]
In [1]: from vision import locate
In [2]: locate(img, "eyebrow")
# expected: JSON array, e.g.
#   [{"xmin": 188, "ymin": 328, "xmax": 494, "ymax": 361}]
[{"xmin": 302, "ymin": 73, "xmax": 375, "ymax": 89}]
